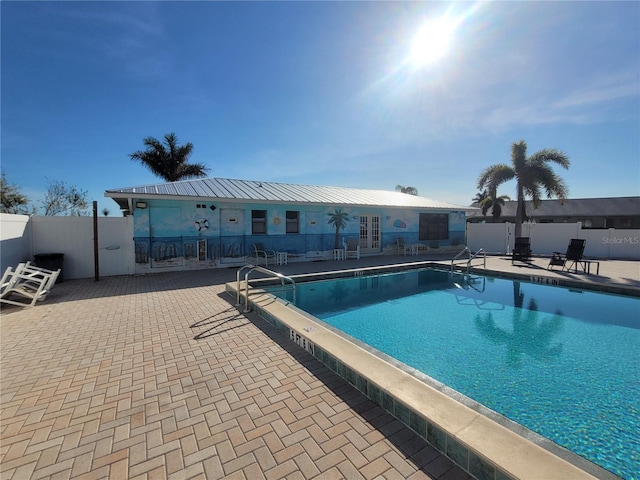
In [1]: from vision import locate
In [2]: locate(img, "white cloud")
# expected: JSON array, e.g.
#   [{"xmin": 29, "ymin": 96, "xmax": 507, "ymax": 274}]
[{"xmin": 552, "ymin": 71, "xmax": 639, "ymax": 109}]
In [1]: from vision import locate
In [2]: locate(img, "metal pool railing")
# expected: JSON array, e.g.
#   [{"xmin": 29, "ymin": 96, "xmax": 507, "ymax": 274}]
[
  {"xmin": 236, "ymin": 264, "xmax": 296, "ymax": 312},
  {"xmin": 451, "ymin": 246, "xmax": 486, "ymax": 275}
]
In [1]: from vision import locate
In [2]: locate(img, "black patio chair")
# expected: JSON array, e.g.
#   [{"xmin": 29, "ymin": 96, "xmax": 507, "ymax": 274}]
[
  {"xmin": 548, "ymin": 239, "xmax": 586, "ymax": 272},
  {"xmin": 511, "ymin": 237, "xmax": 532, "ymax": 264}
]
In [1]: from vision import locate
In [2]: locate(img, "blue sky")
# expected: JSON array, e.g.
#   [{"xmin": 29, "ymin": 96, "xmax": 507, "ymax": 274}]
[{"xmin": 2, "ymin": 1, "xmax": 639, "ymax": 215}]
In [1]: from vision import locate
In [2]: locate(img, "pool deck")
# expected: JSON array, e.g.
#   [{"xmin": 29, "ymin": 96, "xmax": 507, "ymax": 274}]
[{"xmin": 1, "ymin": 254, "xmax": 637, "ymax": 479}]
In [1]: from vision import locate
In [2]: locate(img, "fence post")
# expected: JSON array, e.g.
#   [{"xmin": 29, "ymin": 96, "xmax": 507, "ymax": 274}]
[{"xmin": 93, "ymin": 201, "xmax": 99, "ymax": 281}]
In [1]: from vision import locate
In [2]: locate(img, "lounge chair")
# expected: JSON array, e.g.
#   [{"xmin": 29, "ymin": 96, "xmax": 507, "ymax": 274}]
[
  {"xmin": 548, "ymin": 239, "xmax": 586, "ymax": 272},
  {"xmin": 1, "ymin": 263, "xmax": 61, "ymax": 307},
  {"xmin": 345, "ymin": 238, "xmax": 360, "ymax": 260},
  {"xmin": 511, "ymin": 237, "xmax": 532, "ymax": 264},
  {"xmin": 251, "ymin": 243, "xmax": 276, "ymax": 266}
]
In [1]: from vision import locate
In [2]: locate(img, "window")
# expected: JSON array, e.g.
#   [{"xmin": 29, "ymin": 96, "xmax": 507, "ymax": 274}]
[
  {"xmin": 286, "ymin": 210, "xmax": 299, "ymax": 234},
  {"xmin": 252, "ymin": 210, "xmax": 267, "ymax": 234},
  {"xmin": 619, "ymin": 217, "xmax": 633, "ymax": 228},
  {"xmin": 418, "ymin": 213, "xmax": 449, "ymax": 241}
]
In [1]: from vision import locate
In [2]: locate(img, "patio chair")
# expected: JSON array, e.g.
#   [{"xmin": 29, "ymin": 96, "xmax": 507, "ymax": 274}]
[
  {"xmin": 396, "ymin": 238, "xmax": 411, "ymax": 256},
  {"xmin": 0, "ymin": 262, "xmax": 52, "ymax": 294},
  {"xmin": 1, "ymin": 263, "xmax": 30, "ymax": 295},
  {"xmin": 511, "ymin": 237, "xmax": 532, "ymax": 264},
  {"xmin": 1, "ymin": 265, "xmax": 60, "ymax": 307},
  {"xmin": 252, "ymin": 243, "xmax": 276, "ymax": 266},
  {"xmin": 345, "ymin": 238, "xmax": 360, "ymax": 260},
  {"xmin": 548, "ymin": 239, "xmax": 586, "ymax": 272}
]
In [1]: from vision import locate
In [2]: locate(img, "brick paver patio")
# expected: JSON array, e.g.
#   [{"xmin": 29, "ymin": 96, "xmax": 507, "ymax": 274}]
[
  {"xmin": 2, "ymin": 256, "xmax": 638, "ymax": 479},
  {"xmin": 1, "ymin": 265, "xmax": 472, "ymax": 480}
]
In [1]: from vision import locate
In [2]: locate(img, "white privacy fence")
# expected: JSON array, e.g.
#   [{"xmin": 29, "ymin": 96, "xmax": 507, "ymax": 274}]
[
  {"xmin": 1, "ymin": 214, "xmax": 638, "ymax": 280},
  {"xmin": 467, "ymin": 222, "xmax": 640, "ymax": 259},
  {"xmin": 1, "ymin": 213, "xmax": 134, "ymax": 280}
]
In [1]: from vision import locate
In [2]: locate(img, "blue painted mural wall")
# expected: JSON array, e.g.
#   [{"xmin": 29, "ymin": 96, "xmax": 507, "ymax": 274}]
[{"xmin": 132, "ymin": 198, "xmax": 466, "ymax": 270}]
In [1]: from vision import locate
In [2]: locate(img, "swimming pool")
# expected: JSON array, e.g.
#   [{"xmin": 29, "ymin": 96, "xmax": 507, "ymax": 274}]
[{"xmin": 266, "ymin": 268, "xmax": 639, "ymax": 479}]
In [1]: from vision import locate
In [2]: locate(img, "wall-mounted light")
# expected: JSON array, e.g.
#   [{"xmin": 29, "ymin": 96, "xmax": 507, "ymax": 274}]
[
  {"xmin": 136, "ymin": 202, "xmax": 147, "ymax": 209},
  {"xmin": 386, "ymin": 216, "xmax": 391, "ymax": 220},
  {"xmin": 352, "ymin": 215, "xmax": 359, "ymax": 220}
]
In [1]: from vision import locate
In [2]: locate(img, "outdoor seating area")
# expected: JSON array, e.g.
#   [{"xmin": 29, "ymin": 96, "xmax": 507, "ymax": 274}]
[
  {"xmin": 396, "ymin": 238, "xmax": 428, "ymax": 256},
  {"xmin": 0, "ymin": 261, "xmax": 61, "ymax": 307}
]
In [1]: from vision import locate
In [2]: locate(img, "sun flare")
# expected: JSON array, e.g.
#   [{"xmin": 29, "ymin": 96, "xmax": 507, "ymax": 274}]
[{"xmin": 409, "ymin": 16, "xmax": 456, "ymax": 67}]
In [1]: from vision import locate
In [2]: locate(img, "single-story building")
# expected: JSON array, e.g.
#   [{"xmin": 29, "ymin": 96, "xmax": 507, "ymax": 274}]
[
  {"xmin": 467, "ymin": 196, "xmax": 640, "ymax": 229},
  {"xmin": 106, "ymin": 177, "xmax": 476, "ymax": 273}
]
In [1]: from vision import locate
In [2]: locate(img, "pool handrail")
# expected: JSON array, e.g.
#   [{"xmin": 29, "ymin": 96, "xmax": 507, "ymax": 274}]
[
  {"xmin": 467, "ymin": 248, "xmax": 486, "ymax": 273},
  {"xmin": 236, "ymin": 264, "xmax": 256, "ymax": 306},
  {"xmin": 451, "ymin": 247, "xmax": 486, "ymax": 275},
  {"xmin": 451, "ymin": 247, "xmax": 470, "ymax": 273},
  {"xmin": 237, "ymin": 264, "xmax": 296, "ymax": 313}
]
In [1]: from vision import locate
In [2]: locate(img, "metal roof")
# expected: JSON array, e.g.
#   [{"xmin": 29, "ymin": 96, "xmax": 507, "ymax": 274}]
[
  {"xmin": 106, "ymin": 177, "xmax": 475, "ymax": 211},
  {"xmin": 468, "ymin": 196, "xmax": 640, "ymax": 218}
]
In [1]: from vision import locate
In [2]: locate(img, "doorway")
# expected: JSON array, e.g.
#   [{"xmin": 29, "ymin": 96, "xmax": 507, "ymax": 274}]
[{"xmin": 359, "ymin": 215, "xmax": 381, "ymax": 254}]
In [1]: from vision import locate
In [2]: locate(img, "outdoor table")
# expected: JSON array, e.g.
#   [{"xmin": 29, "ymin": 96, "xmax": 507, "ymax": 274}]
[{"xmin": 276, "ymin": 251, "xmax": 288, "ymax": 266}]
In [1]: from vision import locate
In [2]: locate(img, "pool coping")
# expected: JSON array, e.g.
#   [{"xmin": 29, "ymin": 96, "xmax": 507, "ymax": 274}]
[
  {"xmin": 471, "ymin": 264, "xmax": 640, "ymax": 298},
  {"xmin": 226, "ymin": 262, "xmax": 627, "ymax": 480}
]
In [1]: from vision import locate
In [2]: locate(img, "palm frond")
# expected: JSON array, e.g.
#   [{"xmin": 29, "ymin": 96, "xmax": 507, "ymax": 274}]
[
  {"xmin": 529, "ymin": 148, "xmax": 570, "ymax": 170},
  {"xmin": 130, "ymin": 133, "xmax": 208, "ymax": 182},
  {"xmin": 477, "ymin": 164, "xmax": 513, "ymax": 190},
  {"xmin": 511, "ymin": 140, "xmax": 528, "ymax": 171}
]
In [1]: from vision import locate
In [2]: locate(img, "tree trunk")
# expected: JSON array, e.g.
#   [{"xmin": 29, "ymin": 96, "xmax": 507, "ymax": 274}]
[
  {"xmin": 515, "ymin": 183, "xmax": 524, "ymax": 237},
  {"xmin": 513, "ymin": 280, "xmax": 524, "ymax": 308}
]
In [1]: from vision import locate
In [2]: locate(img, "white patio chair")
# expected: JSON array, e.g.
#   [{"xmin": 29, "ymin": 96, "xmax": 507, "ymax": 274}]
[
  {"xmin": 396, "ymin": 238, "xmax": 411, "ymax": 256},
  {"xmin": 0, "ymin": 263, "xmax": 32, "ymax": 295},
  {"xmin": 252, "ymin": 243, "xmax": 276, "ymax": 266},
  {"xmin": 345, "ymin": 238, "xmax": 360, "ymax": 260},
  {"xmin": 1, "ymin": 266, "xmax": 60, "ymax": 307}
]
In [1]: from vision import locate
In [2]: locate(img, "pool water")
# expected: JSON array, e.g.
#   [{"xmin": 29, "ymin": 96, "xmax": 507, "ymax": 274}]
[{"xmin": 269, "ymin": 269, "xmax": 640, "ymax": 479}]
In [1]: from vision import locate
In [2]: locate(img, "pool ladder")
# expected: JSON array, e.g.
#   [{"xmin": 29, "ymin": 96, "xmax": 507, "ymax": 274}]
[
  {"xmin": 236, "ymin": 264, "xmax": 296, "ymax": 313},
  {"xmin": 451, "ymin": 247, "xmax": 486, "ymax": 276},
  {"xmin": 451, "ymin": 248, "xmax": 491, "ymax": 302}
]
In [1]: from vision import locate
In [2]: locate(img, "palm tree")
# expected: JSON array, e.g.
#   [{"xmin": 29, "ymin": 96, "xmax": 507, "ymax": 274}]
[
  {"xmin": 130, "ymin": 133, "xmax": 209, "ymax": 182},
  {"xmin": 327, "ymin": 208, "xmax": 350, "ymax": 249},
  {"xmin": 489, "ymin": 194, "xmax": 511, "ymax": 223},
  {"xmin": 473, "ymin": 189, "xmax": 510, "ymax": 222},
  {"xmin": 395, "ymin": 185, "xmax": 418, "ymax": 195},
  {"xmin": 484, "ymin": 190, "xmax": 511, "ymax": 223},
  {"xmin": 477, "ymin": 140, "xmax": 570, "ymax": 237},
  {"xmin": 472, "ymin": 190, "xmax": 488, "ymax": 205},
  {"xmin": 472, "ymin": 190, "xmax": 491, "ymax": 218}
]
